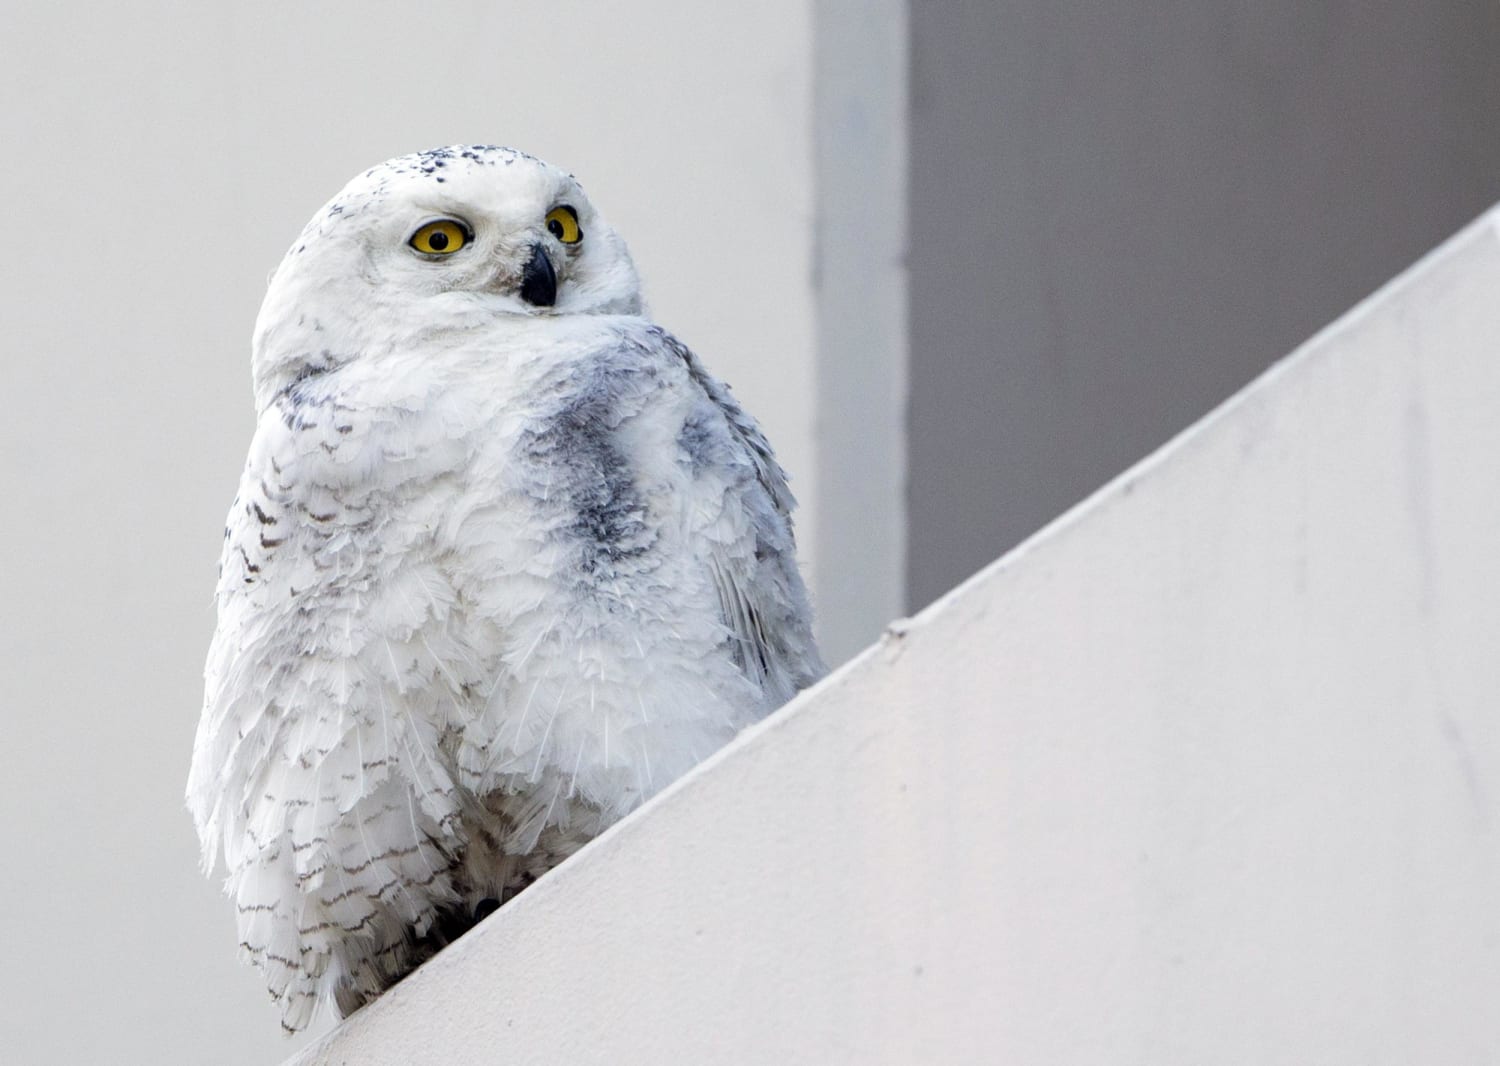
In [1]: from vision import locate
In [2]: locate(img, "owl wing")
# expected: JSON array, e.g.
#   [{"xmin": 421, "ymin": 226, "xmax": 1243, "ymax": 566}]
[
  {"xmin": 659, "ymin": 330, "xmax": 828, "ymax": 702},
  {"xmin": 187, "ymin": 371, "xmax": 474, "ymax": 1030}
]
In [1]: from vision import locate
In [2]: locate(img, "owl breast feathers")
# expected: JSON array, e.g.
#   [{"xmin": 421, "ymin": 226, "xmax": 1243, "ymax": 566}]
[{"xmin": 186, "ymin": 146, "xmax": 824, "ymax": 1031}]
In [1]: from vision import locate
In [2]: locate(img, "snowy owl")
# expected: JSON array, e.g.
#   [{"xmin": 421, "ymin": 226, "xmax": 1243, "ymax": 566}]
[{"xmin": 187, "ymin": 145, "xmax": 825, "ymax": 1031}]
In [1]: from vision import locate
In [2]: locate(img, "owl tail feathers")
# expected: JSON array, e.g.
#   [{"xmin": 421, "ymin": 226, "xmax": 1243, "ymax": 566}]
[
  {"xmin": 278, "ymin": 987, "xmax": 320, "ymax": 1036},
  {"xmin": 245, "ymin": 924, "xmax": 326, "ymax": 1034},
  {"xmin": 237, "ymin": 868, "xmax": 454, "ymax": 1033},
  {"xmin": 248, "ymin": 923, "xmax": 379, "ymax": 1035},
  {"xmin": 242, "ymin": 902, "xmax": 361, "ymax": 1034},
  {"xmin": 259, "ymin": 938, "xmax": 362, "ymax": 1033}
]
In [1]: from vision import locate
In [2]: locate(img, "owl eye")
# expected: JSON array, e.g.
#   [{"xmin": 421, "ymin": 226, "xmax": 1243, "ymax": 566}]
[
  {"xmin": 409, "ymin": 219, "xmax": 471, "ymax": 256},
  {"xmin": 545, "ymin": 206, "xmax": 582, "ymax": 244}
]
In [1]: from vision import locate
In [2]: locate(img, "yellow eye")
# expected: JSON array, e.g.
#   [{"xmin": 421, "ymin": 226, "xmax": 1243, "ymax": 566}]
[
  {"xmin": 409, "ymin": 219, "xmax": 470, "ymax": 255},
  {"xmin": 545, "ymin": 205, "xmax": 582, "ymax": 244}
]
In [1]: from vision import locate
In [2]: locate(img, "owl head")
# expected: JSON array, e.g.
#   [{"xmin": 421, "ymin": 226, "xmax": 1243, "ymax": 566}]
[{"xmin": 250, "ymin": 146, "xmax": 643, "ymax": 410}]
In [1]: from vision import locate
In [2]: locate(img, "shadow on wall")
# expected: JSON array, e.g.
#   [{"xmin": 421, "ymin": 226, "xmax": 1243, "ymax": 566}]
[{"xmin": 904, "ymin": 0, "xmax": 1500, "ymax": 608}]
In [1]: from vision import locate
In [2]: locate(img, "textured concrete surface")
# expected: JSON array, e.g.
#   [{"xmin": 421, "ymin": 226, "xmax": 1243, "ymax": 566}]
[{"xmin": 291, "ymin": 207, "xmax": 1500, "ymax": 1065}]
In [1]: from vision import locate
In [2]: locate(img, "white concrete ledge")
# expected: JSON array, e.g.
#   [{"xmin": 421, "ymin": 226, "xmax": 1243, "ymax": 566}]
[{"xmin": 291, "ymin": 207, "xmax": 1500, "ymax": 1065}]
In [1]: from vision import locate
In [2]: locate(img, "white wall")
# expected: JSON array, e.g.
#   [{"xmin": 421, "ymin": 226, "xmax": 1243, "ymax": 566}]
[
  {"xmin": 290, "ymin": 210, "xmax": 1500, "ymax": 1064},
  {"xmin": 812, "ymin": 0, "xmax": 909, "ymax": 662},
  {"xmin": 0, "ymin": 6, "xmax": 822, "ymax": 1062}
]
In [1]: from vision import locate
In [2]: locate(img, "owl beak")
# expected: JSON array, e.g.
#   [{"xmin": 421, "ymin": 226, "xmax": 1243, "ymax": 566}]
[{"xmin": 519, "ymin": 244, "xmax": 557, "ymax": 308}]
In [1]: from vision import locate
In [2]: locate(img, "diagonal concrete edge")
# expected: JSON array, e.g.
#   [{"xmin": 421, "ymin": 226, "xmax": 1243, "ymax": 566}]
[{"xmin": 291, "ymin": 206, "xmax": 1500, "ymax": 1065}]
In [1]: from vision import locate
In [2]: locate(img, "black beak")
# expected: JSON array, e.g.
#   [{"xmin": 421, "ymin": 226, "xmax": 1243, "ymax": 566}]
[{"xmin": 519, "ymin": 244, "xmax": 556, "ymax": 307}]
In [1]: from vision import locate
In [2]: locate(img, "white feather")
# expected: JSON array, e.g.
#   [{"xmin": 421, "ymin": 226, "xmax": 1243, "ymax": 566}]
[{"xmin": 187, "ymin": 146, "xmax": 825, "ymax": 1030}]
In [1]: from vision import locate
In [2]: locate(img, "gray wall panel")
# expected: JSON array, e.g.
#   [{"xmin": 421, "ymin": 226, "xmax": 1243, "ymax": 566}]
[{"xmin": 906, "ymin": 0, "xmax": 1500, "ymax": 607}]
